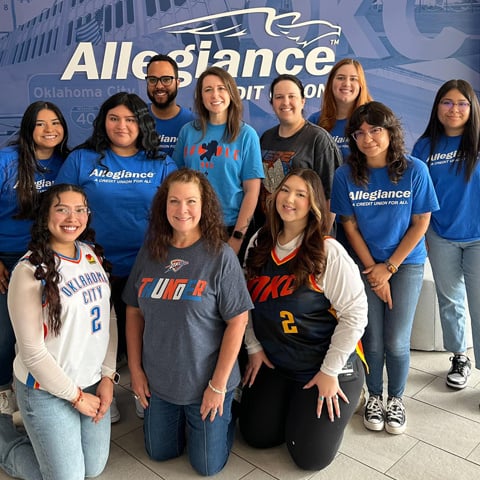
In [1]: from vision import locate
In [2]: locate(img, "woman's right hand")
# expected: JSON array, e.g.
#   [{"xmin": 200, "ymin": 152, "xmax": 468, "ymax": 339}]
[
  {"xmin": 130, "ymin": 368, "xmax": 151, "ymax": 409},
  {"xmin": 0, "ymin": 261, "xmax": 10, "ymax": 294},
  {"xmin": 242, "ymin": 350, "xmax": 274, "ymax": 387},
  {"xmin": 75, "ymin": 391, "xmax": 101, "ymax": 418}
]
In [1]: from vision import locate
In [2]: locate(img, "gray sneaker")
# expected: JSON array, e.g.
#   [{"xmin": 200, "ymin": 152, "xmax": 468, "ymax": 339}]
[
  {"xmin": 0, "ymin": 389, "xmax": 17, "ymax": 415},
  {"xmin": 446, "ymin": 354, "xmax": 471, "ymax": 389}
]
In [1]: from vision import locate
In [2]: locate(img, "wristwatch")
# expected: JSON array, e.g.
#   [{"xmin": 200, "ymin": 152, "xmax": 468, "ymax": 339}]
[
  {"xmin": 104, "ymin": 372, "xmax": 121, "ymax": 384},
  {"xmin": 232, "ymin": 230, "xmax": 244, "ymax": 240},
  {"xmin": 384, "ymin": 259, "xmax": 398, "ymax": 274}
]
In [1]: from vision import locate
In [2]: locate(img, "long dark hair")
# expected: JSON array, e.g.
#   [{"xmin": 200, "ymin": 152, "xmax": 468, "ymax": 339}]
[
  {"xmin": 193, "ymin": 66, "xmax": 243, "ymax": 142},
  {"xmin": 245, "ymin": 168, "xmax": 329, "ymax": 290},
  {"xmin": 346, "ymin": 101, "xmax": 407, "ymax": 187},
  {"xmin": 74, "ymin": 92, "xmax": 162, "ymax": 164},
  {"xmin": 145, "ymin": 168, "xmax": 227, "ymax": 261},
  {"xmin": 28, "ymin": 184, "xmax": 109, "ymax": 336},
  {"xmin": 10, "ymin": 102, "xmax": 69, "ymax": 219},
  {"xmin": 418, "ymin": 79, "xmax": 480, "ymax": 181}
]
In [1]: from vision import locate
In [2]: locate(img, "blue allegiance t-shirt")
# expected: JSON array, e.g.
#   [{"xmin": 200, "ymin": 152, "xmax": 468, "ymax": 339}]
[{"xmin": 331, "ymin": 156, "xmax": 439, "ymax": 263}]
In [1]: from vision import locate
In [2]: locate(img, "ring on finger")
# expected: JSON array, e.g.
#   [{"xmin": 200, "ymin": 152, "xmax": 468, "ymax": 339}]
[{"xmin": 318, "ymin": 395, "xmax": 324, "ymax": 402}]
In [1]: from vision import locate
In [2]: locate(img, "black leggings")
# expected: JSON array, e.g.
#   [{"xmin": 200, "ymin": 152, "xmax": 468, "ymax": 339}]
[{"xmin": 239, "ymin": 355, "xmax": 365, "ymax": 471}]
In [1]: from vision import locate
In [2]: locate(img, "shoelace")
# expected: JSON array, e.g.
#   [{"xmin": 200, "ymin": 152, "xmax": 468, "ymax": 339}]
[
  {"xmin": 450, "ymin": 356, "xmax": 470, "ymax": 375},
  {"xmin": 366, "ymin": 396, "xmax": 383, "ymax": 420},
  {"xmin": 386, "ymin": 398, "xmax": 405, "ymax": 424}
]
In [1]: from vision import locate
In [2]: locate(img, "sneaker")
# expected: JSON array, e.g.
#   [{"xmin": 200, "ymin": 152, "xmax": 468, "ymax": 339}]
[
  {"xmin": 0, "ymin": 389, "xmax": 17, "ymax": 415},
  {"xmin": 446, "ymin": 354, "xmax": 471, "ymax": 389},
  {"xmin": 135, "ymin": 397, "xmax": 144, "ymax": 419},
  {"xmin": 385, "ymin": 397, "xmax": 406, "ymax": 434},
  {"xmin": 363, "ymin": 394, "xmax": 384, "ymax": 431},
  {"xmin": 110, "ymin": 396, "xmax": 120, "ymax": 423}
]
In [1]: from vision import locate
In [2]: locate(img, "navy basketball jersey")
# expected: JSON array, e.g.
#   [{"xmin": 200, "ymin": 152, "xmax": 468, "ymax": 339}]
[{"xmin": 247, "ymin": 248, "xmax": 337, "ymax": 382}]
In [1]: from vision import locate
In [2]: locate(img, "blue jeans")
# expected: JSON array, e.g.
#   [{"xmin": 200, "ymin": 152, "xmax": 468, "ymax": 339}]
[
  {"xmin": 12, "ymin": 379, "xmax": 111, "ymax": 480},
  {"xmin": 426, "ymin": 228, "xmax": 480, "ymax": 365},
  {"xmin": 362, "ymin": 263, "xmax": 424, "ymax": 398},
  {"xmin": 144, "ymin": 390, "xmax": 234, "ymax": 476},
  {"xmin": 0, "ymin": 252, "xmax": 22, "ymax": 388}
]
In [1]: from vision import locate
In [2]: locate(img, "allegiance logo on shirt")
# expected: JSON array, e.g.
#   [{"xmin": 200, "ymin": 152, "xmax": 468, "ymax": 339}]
[
  {"xmin": 89, "ymin": 168, "xmax": 156, "ymax": 184},
  {"xmin": 138, "ymin": 277, "xmax": 207, "ymax": 302},
  {"xmin": 349, "ymin": 188, "xmax": 411, "ymax": 207}
]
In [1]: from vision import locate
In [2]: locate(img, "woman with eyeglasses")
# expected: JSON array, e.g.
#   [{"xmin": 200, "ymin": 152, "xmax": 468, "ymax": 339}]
[
  {"xmin": 412, "ymin": 79, "xmax": 480, "ymax": 393},
  {"xmin": 56, "ymin": 93, "xmax": 177, "ymax": 421},
  {"xmin": 0, "ymin": 101, "xmax": 69, "ymax": 419},
  {"xmin": 1, "ymin": 183, "xmax": 116, "ymax": 480},
  {"xmin": 331, "ymin": 101, "xmax": 439, "ymax": 435}
]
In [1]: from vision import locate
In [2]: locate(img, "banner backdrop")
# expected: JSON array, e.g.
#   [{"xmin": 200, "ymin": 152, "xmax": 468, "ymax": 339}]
[{"xmin": 0, "ymin": 0, "xmax": 479, "ymax": 150}]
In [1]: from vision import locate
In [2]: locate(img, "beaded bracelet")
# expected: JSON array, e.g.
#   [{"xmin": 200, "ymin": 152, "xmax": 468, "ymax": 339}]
[
  {"xmin": 71, "ymin": 388, "xmax": 83, "ymax": 409},
  {"xmin": 208, "ymin": 380, "xmax": 227, "ymax": 395}
]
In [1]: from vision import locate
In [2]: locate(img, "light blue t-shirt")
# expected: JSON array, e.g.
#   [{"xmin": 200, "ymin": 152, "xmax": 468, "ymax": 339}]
[
  {"xmin": 149, "ymin": 104, "xmax": 195, "ymax": 157},
  {"xmin": 173, "ymin": 121, "xmax": 264, "ymax": 226},
  {"xmin": 308, "ymin": 112, "xmax": 350, "ymax": 160},
  {"xmin": 0, "ymin": 145, "xmax": 64, "ymax": 252},
  {"xmin": 331, "ymin": 156, "xmax": 439, "ymax": 263},
  {"xmin": 56, "ymin": 148, "xmax": 177, "ymax": 276},
  {"xmin": 412, "ymin": 135, "xmax": 480, "ymax": 242}
]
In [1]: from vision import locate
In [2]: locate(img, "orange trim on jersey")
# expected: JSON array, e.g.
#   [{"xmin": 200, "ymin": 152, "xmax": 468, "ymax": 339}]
[{"xmin": 271, "ymin": 247, "xmax": 299, "ymax": 265}]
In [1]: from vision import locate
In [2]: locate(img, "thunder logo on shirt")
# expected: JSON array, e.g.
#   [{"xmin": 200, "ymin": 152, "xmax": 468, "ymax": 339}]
[{"xmin": 137, "ymin": 277, "xmax": 207, "ymax": 301}]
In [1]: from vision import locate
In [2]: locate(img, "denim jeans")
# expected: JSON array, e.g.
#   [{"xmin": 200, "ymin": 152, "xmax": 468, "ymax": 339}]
[
  {"xmin": 13, "ymin": 379, "xmax": 111, "ymax": 480},
  {"xmin": 0, "ymin": 252, "xmax": 23, "ymax": 388},
  {"xmin": 144, "ymin": 390, "xmax": 234, "ymax": 476},
  {"xmin": 426, "ymin": 228, "xmax": 480, "ymax": 366},
  {"xmin": 362, "ymin": 263, "xmax": 424, "ymax": 398}
]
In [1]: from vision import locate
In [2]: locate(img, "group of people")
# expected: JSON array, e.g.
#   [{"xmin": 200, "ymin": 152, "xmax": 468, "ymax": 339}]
[{"xmin": 0, "ymin": 51, "xmax": 478, "ymax": 478}]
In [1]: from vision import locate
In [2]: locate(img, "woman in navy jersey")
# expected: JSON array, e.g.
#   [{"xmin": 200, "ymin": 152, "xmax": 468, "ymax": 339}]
[
  {"xmin": 412, "ymin": 80, "xmax": 480, "ymax": 392},
  {"xmin": 0, "ymin": 101, "xmax": 69, "ymax": 418},
  {"xmin": 1, "ymin": 183, "xmax": 116, "ymax": 480},
  {"xmin": 240, "ymin": 168, "xmax": 368, "ymax": 470}
]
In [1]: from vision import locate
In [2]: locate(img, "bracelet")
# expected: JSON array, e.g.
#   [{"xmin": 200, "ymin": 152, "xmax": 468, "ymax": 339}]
[
  {"xmin": 71, "ymin": 388, "xmax": 83, "ymax": 409},
  {"xmin": 208, "ymin": 380, "xmax": 227, "ymax": 395}
]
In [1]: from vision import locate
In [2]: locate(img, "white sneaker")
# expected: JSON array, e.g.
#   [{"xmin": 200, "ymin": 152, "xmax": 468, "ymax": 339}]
[
  {"xmin": 110, "ymin": 396, "xmax": 121, "ymax": 423},
  {"xmin": 135, "ymin": 397, "xmax": 144, "ymax": 419},
  {"xmin": 0, "ymin": 389, "xmax": 17, "ymax": 415}
]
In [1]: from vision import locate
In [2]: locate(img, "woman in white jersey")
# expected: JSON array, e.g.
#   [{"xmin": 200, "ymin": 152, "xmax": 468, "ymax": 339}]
[{"xmin": 0, "ymin": 183, "xmax": 117, "ymax": 480}]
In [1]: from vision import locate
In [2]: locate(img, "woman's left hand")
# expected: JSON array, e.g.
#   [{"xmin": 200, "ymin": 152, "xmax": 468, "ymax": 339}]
[
  {"xmin": 200, "ymin": 385, "xmax": 225, "ymax": 422},
  {"xmin": 303, "ymin": 371, "xmax": 348, "ymax": 421},
  {"xmin": 93, "ymin": 377, "xmax": 114, "ymax": 423}
]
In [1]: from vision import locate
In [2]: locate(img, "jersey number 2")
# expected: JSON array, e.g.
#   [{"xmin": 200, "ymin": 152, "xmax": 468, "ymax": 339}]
[
  {"xmin": 91, "ymin": 306, "xmax": 102, "ymax": 333},
  {"xmin": 280, "ymin": 310, "xmax": 298, "ymax": 334}
]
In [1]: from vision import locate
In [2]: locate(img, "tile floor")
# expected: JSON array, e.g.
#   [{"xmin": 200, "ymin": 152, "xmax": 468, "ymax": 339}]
[{"xmin": 2, "ymin": 348, "xmax": 480, "ymax": 480}]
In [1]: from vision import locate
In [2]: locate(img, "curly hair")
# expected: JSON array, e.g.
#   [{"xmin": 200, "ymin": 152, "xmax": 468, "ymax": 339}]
[
  {"xmin": 28, "ymin": 183, "xmax": 109, "ymax": 336},
  {"xmin": 346, "ymin": 101, "xmax": 407, "ymax": 187},
  {"xmin": 417, "ymin": 79, "xmax": 480, "ymax": 181},
  {"xmin": 245, "ymin": 168, "xmax": 329, "ymax": 289},
  {"xmin": 145, "ymin": 168, "xmax": 228, "ymax": 260},
  {"xmin": 317, "ymin": 58, "xmax": 373, "ymax": 132},
  {"xmin": 193, "ymin": 66, "xmax": 243, "ymax": 142},
  {"xmin": 10, "ymin": 102, "xmax": 70, "ymax": 219},
  {"xmin": 74, "ymin": 92, "xmax": 162, "ymax": 165}
]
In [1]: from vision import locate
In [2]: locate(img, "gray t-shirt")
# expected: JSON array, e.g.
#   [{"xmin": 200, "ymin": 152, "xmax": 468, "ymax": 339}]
[{"xmin": 123, "ymin": 239, "xmax": 253, "ymax": 404}]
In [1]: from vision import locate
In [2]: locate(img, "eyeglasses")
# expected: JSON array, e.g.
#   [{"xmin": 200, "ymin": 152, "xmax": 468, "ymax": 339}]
[
  {"xmin": 351, "ymin": 126, "xmax": 384, "ymax": 142},
  {"xmin": 145, "ymin": 75, "xmax": 176, "ymax": 86},
  {"xmin": 439, "ymin": 100, "xmax": 470, "ymax": 111},
  {"xmin": 53, "ymin": 207, "xmax": 91, "ymax": 216}
]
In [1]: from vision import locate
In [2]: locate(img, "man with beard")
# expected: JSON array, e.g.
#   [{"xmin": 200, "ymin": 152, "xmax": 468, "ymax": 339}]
[{"xmin": 146, "ymin": 54, "xmax": 195, "ymax": 156}]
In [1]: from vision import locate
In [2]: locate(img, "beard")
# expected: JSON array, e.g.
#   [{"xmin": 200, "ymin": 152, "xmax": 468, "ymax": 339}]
[{"xmin": 147, "ymin": 87, "xmax": 178, "ymax": 110}]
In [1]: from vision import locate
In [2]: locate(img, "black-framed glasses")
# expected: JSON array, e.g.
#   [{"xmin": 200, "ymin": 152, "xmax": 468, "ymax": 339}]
[
  {"xmin": 439, "ymin": 100, "xmax": 470, "ymax": 111},
  {"xmin": 351, "ymin": 126, "xmax": 384, "ymax": 142},
  {"xmin": 145, "ymin": 75, "xmax": 176, "ymax": 86}
]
